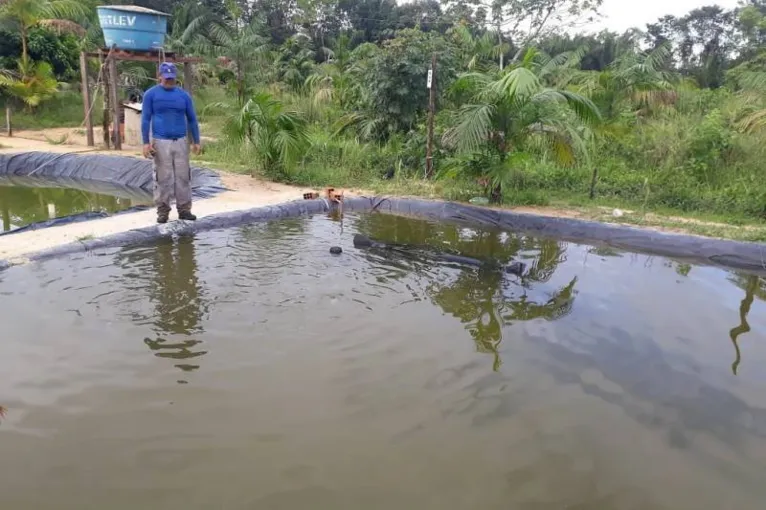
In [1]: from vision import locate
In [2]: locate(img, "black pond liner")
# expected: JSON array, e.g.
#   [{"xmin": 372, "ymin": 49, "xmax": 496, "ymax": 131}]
[
  {"xmin": 0, "ymin": 151, "xmax": 227, "ymax": 236},
  {"xmin": 3, "ymin": 196, "xmax": 765, "ymax": 276}
]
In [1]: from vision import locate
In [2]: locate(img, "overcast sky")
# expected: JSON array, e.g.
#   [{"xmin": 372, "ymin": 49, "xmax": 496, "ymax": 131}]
[{"xmin": 592, "ymin": 0, "xmax": 741, "ymax": 32}]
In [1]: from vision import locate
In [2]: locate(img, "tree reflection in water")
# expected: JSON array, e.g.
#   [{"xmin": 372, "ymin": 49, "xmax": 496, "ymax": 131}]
[
  {"xmin": 141, "ymin": 235, "xmax": 208, "ymax": 375},
  {"xmin": 0, "ymin": 184, "xmax": 128, "ymax": 232},
  {"xmin": 356, "ymin": 214, "xmax": 577, "ymax": 370},
  {"xmin": 729, "ymin": 274, "xmax": 766, "ymax": 375}
]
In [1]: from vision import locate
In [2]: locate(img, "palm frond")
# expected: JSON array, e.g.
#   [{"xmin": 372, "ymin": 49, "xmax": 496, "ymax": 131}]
[
  {"xmin": 41, "ymin": 0, "xmax": 89, "ymax": 23},
  {"xmin": 643, "ymin": 42, "xmax": 673, "ymax": 74},
  {"xmin": 554, "ymin": 89, "xmax": 602, "ymax": 124},
  {"xmin": 489, "ymin": 67, "xmax": 542, "ymax": 102},
  {"xmin": 520, "ymin": 48, "xmax": 539, "ymax": 68},
  {"xmin": 333, "ymin": 110, "xmax": 384, "ymax": 141},
  {"xmin": 38, "ymin": 18, "xmax": 85, "ymax": 36},
  {"xmin": 452, "ymin": 71, "xmax": 493, "ymax": 93},
  {"xmin": 442, "ymin": 103, "xmax": 495, "ymax": 152},
  {"xmin": 526, "ymin": 122, "xmax": 587, "ymax": 167},
  {"xmin": 738, "ymin": 72, "xmax": 766, "ymax": 91},
  {"xmin": 738, "ymin": 109, "xmax": 766, "ymax": 134}
]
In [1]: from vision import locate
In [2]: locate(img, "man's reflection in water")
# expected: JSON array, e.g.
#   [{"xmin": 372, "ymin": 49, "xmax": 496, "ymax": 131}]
[{"xmin": 143, "ymin": 235, "xmax": 208, "ymax": 375}]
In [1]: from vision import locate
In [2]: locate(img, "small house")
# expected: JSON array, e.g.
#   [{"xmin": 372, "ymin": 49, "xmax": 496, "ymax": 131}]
[{"xmin": 122, "ymin": 102, "xmax": 143, "ymax": 146}]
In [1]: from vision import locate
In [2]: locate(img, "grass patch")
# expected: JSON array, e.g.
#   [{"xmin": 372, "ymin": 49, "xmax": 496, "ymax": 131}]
[
  {"xmin": 3, "ymin": 91, "xmax": 104, "ymax": 131},
  {"xmin": 45, "ymin": 133, "xmax": 68, "ymax": 145},
  {"xmin": 581, "ymin": 208, "xmax": 766, "ymax": 243},
  {"xmin": 189, "ymin": 126, "xmax": 766, "ymax": 242}
]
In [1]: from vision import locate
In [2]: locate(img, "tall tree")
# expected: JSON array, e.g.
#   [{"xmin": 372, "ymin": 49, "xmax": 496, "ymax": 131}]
[
  {"xmin": 164, "ymin": 1, "xmax": 213, "ymax": 54},
  {"xmin": 338, "ymin": 28, "xmax": 459, "ymax": 139},
  {"xmin": 252, "ymin": 0, "xmax": 298, "ymax": 45},
  {"xmin": 205, "ymin": 0, "xmax": 270, "ymax": 105},
  {"xmin": 0, "ymin": 0, "xmax": 87, "ymax": 62},
  {"xmin": 338, "ymin": 0, "xmax": 400, "ymax": 44},
  {"xmin": 646, "ymin": 6, "xmax": 738, "ymax": 88},
  {"xmin": 736, "ymin": 0, "xmax": 766, "ymax": 61},
  {"xmin": 296, "ymin": 0, "xmax": 344, "ymax": 56},
  {"xmin": 442, "ymin": 0, "xmax": 603, "ymax": 68}
]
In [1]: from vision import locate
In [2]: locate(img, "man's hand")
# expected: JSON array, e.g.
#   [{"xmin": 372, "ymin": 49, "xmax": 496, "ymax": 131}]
[
  {"xmin": 143, "ymin": 144, "xmax": 154, "ymax": 158},
  {"xmin": 191, "ymin": 143, "xmax": 201, "ymax": 155}
]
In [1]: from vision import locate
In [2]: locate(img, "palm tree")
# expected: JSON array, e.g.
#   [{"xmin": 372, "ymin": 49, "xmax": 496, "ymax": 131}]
[
  {"xmin": 0, "ymin": 0, "xmax": 88, "ymax": 62},
  {"xmin": 164, "ymin": 1, "xmax": 213, "ymax": 55},
  {"xmin": 277, "ymin": 34, "xmax": 317, "ymax": 94},
  {"xmin": 449, "ymin": 24, "xmax": 509, "ymax": 72},
  {"xmin": 571, "ymin": 43, "xmax": 679, "ymax": 119},
  {"xmin": 735, "ymin": 71, "xmax": 766, "ymax": 134},
  {"xmin": 304, "ymin": 33, "xmax": 355, "ymax": 109},
  {"xmin": 443, "ymin": 48, "xmax": 601, "ymax": 202},
  {"xmin": 0, "ymin": 57, "xmax": 59, "ymax": 108},
  {"xmin": 224, "ymin": 92, "xmax": 310, "ymax": 179},
  {"xmin": 204, "ymin": 1, "xmax": 269, "ymax": 105}
]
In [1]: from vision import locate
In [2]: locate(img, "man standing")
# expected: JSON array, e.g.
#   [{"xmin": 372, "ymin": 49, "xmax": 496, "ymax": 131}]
[{"xmin": 142, "ymin": 62, "xmax": 201, "ymax": 224}]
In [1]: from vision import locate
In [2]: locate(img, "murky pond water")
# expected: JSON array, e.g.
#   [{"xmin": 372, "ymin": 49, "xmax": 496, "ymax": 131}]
[
  {"xmin": 0, "ymin": 183, "xmax": 147, "ymax": 232},
  {"xmin": 2, "ymin": 213, "xmax": 766, "ymax": 509}
]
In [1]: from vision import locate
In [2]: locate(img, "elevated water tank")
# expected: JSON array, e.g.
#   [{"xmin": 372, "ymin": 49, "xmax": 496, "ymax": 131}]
[{"xmin": 97, "ymin": 5, "xmax": 170, "ymax": 52}]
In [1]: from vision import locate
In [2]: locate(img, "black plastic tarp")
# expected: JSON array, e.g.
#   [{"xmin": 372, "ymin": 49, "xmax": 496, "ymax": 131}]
[
  {"xmin": 0, "ymin": 151, "xmax": 226, "ymax": 235},
  {"xmin": 0, "ymin": 152, "xmax": 225, "ymax": 199},
  {"xmin": 359, "ymin": 197, "xmax": 766, "ymax": 274},
  {"xmin": 8, "ymin": 196, "xmax": 766, "ymax": 275}
]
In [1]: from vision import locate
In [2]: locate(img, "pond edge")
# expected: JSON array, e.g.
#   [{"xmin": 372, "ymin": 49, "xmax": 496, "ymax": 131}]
[{"xmin": 2, "ymin": 196, "xmax": 765, "ymax": 275}]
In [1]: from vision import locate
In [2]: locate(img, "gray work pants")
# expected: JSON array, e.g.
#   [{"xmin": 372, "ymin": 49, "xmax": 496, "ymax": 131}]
[{"xmin": 152, "ymin": 138, "xmax": 192, "ymax": 215}]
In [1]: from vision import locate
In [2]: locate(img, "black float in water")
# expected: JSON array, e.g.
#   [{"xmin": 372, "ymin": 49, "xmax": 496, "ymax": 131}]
[{"xmin": 330, "ymin": 246, "xmax": 343, "ymax": 255}]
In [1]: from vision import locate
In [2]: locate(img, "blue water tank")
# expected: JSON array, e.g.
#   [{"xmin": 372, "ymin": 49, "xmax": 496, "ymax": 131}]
[{"xmin": 97, "ymin": 5, "xmax": 170, "ymax": 52}]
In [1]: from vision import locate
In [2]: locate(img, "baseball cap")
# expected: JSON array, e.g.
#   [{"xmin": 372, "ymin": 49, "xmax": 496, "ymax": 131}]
[{"xmin": 159, "ymin": 62, "xmax": 177, "ymax": 79}]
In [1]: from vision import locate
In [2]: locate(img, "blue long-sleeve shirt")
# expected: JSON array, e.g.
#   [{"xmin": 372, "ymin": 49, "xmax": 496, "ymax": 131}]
[{"xmin": 141, "ymin": 85, "xmax": 200, "ymax": 144}]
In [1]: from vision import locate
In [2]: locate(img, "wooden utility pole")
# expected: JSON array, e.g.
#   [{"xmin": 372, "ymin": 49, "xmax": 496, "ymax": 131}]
[
  {"xmin": 108, "ymin": 55, "xmax": 121, "ymax": 150},
  {"xmin": 100, "ymin": 52, "xmax": 110, "ymax": 149},
  {"xmin": 5, "ymin": 107, "xmax": 11, "ymax": 137},
  {"xmin": 183, "ymin": 63, "xmax": 194, "ymax": 144},
  {"xmin": 80, "ymin": 52, "xmax": 94, "ymax": 146},
  {"xmin": 182, "ymin": 63, "xmax": 193, "ymax": 96},
  {"xmin": 425, "ymin": 53, "xmax": 436, "ymax": 179}
]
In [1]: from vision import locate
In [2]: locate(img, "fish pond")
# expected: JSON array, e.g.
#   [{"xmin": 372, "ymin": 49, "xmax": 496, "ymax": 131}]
[
  {"xmin": 0, "ymin": 179, "xmax": 149, "ymax": 233},
  {"xmin": 1, "ymin": 212, "xmax": 766, "ymax": 509}
]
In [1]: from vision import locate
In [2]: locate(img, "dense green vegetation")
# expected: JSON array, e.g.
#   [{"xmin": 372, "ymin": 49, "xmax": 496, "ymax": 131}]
[{"xmin": 2, "ymin": 0, "xmax": 766, "ymax": 224}]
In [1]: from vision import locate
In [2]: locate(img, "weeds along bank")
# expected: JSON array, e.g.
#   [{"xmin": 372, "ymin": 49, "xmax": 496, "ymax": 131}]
[
  {"xmin": 8, "ymin": 81, "xmax": 766, "ymax": 224},
  {"xmin": 193, "ymin": 84, "xmax": 766, "ymax": 221}
]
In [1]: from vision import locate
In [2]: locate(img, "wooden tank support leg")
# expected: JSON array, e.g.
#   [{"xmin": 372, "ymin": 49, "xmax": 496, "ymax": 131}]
[
  {"xmin": 80, "ymin": 51, "xmax": 94, "ymax": 147},
  {"xmin": 108, "ymin": 55, "xmax": 121, "ymax": 150}
]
